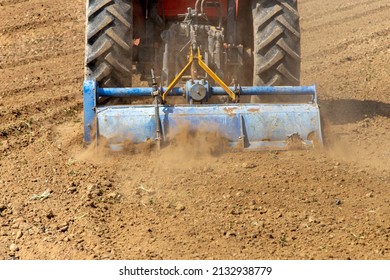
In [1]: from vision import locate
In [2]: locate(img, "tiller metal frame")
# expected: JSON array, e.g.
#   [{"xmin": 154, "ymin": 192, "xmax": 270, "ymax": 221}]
[{"xmin": 83, "ymin": 48, "xmax": 322, "ymax": 151}]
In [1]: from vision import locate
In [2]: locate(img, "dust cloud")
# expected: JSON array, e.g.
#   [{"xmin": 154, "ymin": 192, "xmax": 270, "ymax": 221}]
[{"xmin": 76, "ymin": 122, "xmax": 229, "ymax": 168}]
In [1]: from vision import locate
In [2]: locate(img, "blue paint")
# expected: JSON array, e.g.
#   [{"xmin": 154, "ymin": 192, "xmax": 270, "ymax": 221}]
[
  {"xmin": 96, "ymin": 84, "xmax": 317, "ymax": 100},
  {"xmin": 96, "ymin": 104, "xmax": 322, "ymax": 150},
  {"xmin": 83, "ymin": 80, "xmax": 97, "ymax": 143},
  {"xmin": 83, "ymin": 79, "xmax": 323, "ymax": 149}
]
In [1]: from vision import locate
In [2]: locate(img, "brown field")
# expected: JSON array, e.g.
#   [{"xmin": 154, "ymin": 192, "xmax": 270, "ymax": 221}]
[{"xmin": 0, "ymin": 0, "xmax": 389, "ymax": 259}]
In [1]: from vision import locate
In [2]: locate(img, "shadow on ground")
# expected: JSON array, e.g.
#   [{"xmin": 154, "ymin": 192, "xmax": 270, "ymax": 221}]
[{"xmin": 320, "ymin": 99, "xmax": 390, "ymax": 125}]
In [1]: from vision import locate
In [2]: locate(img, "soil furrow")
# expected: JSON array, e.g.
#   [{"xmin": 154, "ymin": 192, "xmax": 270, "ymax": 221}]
[
  {"xmin": 0, "ymin": 14, "xmax": 81, "ymax": 35},
  {"xmin": 0, "ymin": 99, "xmax": 81, "ymax": 139},
  {"xmin": 303, "ymin": 5, "xmax": 390, "ymax": 32},
  {"xmin": 0, "ymin": 0, "xmax": 30, "ymax": 6},
  {"xmin": 0, "ymin": 92, "xmax": 79, "ymax": 124},
  {"xmin": 0, "ymin": 74, "xmax": 82, "ymax": 96},
  {"xmin": 0, "ymin": 53, "xmax": 82, "ymax": 97},
  {"xmin": 301, "ymin": 0, "xmax": 386, "ymax": 21},
  {"xmin": 304, "ymin": 27, "xmax": 390, "ymax": 60},
  {"xmin": 0, "ymin": 48, "xmax": 83, "ymax": 69}
]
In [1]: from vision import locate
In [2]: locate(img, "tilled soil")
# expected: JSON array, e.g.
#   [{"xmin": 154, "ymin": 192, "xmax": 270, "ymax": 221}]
[{"xmin": 0, "ymin": 0, "xmax": 389, "ymax": 260}]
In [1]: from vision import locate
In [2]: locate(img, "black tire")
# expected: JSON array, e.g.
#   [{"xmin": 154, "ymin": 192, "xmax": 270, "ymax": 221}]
[
  {"xmin": 251, "ymin": 0, "xmax": 300, "ymax": 87},
  {"xmin": 85, "ymin": 0, "xmax": 133, "ymax": 87}
]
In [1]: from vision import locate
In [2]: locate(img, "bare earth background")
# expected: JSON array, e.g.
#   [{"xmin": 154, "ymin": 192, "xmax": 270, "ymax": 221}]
[{"xmin": 0, "ymin": 0, "xmax": 389, "ymax": 260}]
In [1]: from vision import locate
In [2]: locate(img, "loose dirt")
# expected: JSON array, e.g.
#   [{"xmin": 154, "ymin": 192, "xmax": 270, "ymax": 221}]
[{"xmin": 0, "ymin": 0, "xmax": 389, "ymax": 260}]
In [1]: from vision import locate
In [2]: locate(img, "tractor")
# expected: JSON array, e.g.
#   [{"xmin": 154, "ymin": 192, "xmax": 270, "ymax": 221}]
[{"xmin": 83, "ymin": 0, "xmax": 322, "ymax": 150}]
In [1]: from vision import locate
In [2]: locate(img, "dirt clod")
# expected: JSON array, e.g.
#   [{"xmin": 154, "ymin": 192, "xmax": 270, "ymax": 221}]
[
  {"xmin": 9, "ymin": 244, "xmax": 19, "ymax": 252},
  {"xmin": 175, "ymin": 203, "xmax": 186, "ymax": 211},
  {"xmin": 365, "ymin": 192, "xmax": 374, "ymax": 198},
  {"xmin": 16, "ymin": 231, "xmax": 23, "ymax": 240},
  {"xmin": 241, "ymin": 162, "xmax": 257, "ymax": 169}
]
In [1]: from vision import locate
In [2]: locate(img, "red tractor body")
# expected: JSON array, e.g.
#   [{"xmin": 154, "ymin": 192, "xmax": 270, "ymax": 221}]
[{"xmin": 160, "ymin": 0, "xmax": 228, "ymax": 18}]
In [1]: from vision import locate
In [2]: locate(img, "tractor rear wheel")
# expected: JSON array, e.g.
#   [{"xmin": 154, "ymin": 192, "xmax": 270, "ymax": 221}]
[
  {"xmin": 85, "ymin": 0, "xmax": 133, "ymax": 87},
  {"xmin": 251, "ymin": 0, "xmax": 301, "ymax": 88}
]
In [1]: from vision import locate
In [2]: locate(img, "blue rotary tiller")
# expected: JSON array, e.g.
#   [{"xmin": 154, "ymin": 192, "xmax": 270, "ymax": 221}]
[{"xmin": 83, "ymin": 62, "xmax": 322, "ymax": 150}]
